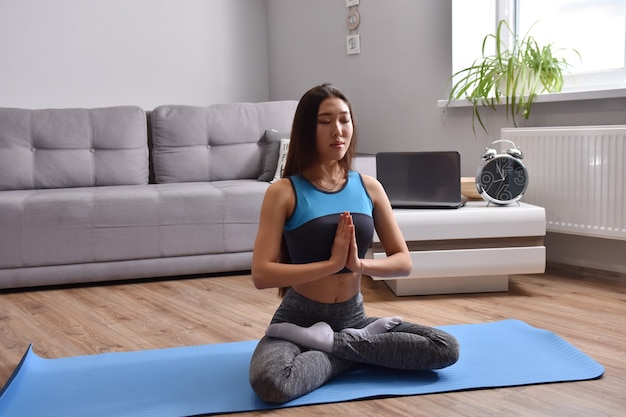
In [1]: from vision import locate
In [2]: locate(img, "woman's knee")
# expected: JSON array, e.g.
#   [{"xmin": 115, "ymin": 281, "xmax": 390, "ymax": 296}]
[
  {"xmin": 249, "ymin": 338, "xmax": 304, "ymax": 403},
  {"xmin": 437, "ymin": 331, "xmax": 460, "ymax": 367},
  {"xmin": 249, "ymin": 371, "xmax": 297, "ymax": 404}
]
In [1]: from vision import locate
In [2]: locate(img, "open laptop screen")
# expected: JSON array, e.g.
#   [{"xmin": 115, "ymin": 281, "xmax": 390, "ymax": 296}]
[{"xmin": 376, "ymin": 151, "xmax": 464, "ymax": 209}]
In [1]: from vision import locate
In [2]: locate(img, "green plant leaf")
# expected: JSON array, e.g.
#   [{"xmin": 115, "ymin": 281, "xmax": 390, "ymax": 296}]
[{"xmin": 444, "ymin": 18, "xmax": 578, "ymax": 135}]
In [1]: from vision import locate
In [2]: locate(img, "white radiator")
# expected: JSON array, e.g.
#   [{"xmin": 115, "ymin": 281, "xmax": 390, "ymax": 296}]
[{"xmin": 501, "ymin": 125, "xmax": 626, "ymax": 241}]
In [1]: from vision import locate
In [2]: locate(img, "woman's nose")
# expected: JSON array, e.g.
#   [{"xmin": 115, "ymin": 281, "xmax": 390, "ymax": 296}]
[{"xmin": 333, "ymin": 122, "xmax": 343, "ymax": 138}]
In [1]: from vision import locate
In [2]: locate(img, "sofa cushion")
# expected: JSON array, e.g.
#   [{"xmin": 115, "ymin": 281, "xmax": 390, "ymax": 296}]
[
  {"xmin": 271, "ymin": 138, "xmax": 290, "ymax": 183},
  {"xmin": 258, "ymin": 130, "xmax": 290, "ymax": 182},
  {"xmin": 0, "ymin": 181, "xmax": 270, "ymax": 270},
  {"xmin": 150, "ymin": 101, "xmax": 297, "ymax": 183},
  {"xmin": 0, "ymin": 106, "xmax": 149, "ymax": 190},
  {"xmin": 209, "ymin": 180, "xmax": 271, "ymax": 252}
]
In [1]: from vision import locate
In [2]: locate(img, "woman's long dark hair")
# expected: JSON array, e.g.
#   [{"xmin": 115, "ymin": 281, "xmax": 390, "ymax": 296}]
[{"xmin": 278, "ymin": 83, "xmax": 359, "ymax": 297}]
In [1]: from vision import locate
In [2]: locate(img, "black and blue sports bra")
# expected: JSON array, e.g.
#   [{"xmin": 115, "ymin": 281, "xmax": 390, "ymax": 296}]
[{"xmin": 283, "ymin": 170, "xmax": 374, "ymax": 273}]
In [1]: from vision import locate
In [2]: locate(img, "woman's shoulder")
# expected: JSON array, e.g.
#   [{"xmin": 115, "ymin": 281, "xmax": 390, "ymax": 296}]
[
  {"xmin": 264, "ymin": 177, "xmax": 296, "ymax": 212},
  {"xmin": 353, "ymin": 171, "xmax": 386, "ymax": 202},
  {"xmin": 354, "ymin": 171, "xmax": 382, "ymax": 189},
  {"xmin": 264, "ymin": 178, "xmax": 295, "ymax": 203},
  {"xmin": 267, "ymin": 177, "xmax": 294, "ymax": 194}
]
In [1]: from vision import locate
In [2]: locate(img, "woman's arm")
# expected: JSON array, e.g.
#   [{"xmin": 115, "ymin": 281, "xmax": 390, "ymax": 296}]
[
  {"xmin": 251, "ymin": 179, "xmax": 353, "ymax": 289},
  {"xmin": 357, "ymin": 174, "xmax": 413, "ymax": 278}
]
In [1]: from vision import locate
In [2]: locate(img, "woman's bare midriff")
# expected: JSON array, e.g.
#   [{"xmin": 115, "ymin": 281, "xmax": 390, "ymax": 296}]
[{"xmin": 292, "ymin": 272, "xmax": 361, "ymax": 304}]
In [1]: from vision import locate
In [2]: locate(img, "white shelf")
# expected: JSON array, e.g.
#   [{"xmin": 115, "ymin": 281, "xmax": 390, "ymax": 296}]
[
  {"xmin": 369, "ymin": 202, "xmax": 547, "ymax": 296},
  {"xmin": 373, "ymin": 201, "xmax": 546, "ymax": 242},
  {"xmin": 372, "ymin": 246, "xmax": 546, "ymax": 279}
]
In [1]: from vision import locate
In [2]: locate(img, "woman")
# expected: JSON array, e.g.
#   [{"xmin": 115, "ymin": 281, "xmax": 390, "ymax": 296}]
[{"xmin": 249, "ymin": 84, "xmax": 459, "ymax": 403}]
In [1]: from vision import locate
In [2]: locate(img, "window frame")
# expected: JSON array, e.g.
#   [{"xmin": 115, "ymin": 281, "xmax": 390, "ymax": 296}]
[{"xmin": 446, "ymin": 0, "xmax": 626, "ymax": 106}]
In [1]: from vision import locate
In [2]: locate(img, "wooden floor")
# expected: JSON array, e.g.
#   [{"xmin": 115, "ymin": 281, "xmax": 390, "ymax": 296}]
[{"xmin": 1, "ymin": 270, "xmax": 624, "ymax": 416}]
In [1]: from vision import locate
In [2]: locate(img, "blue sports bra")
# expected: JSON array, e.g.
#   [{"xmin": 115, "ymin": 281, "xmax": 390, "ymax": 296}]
[{"xmin": 284, "ymin": 171, "xmax": 374, "ymax": 273}]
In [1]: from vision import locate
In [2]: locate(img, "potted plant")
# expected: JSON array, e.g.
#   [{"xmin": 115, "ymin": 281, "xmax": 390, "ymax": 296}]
[{"xmin": 446, "ymin": 19, "xmax": 578, "ymax": 134}]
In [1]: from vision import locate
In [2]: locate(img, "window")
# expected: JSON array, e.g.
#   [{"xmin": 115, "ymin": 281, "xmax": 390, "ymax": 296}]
[{"xmin": 452, "ymin": 0, "xmax": 626, "ymax": 91}]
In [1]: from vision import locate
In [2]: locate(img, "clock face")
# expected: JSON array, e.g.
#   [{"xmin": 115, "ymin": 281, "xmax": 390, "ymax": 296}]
[{"xmin": 476, "ymin": 155, "xmax": 528, "ymax": 204}]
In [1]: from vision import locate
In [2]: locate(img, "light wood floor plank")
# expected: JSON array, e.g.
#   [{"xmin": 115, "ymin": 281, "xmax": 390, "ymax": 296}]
[{"xmin": 0, "ymin": 271, "xmax": 624, "ymax": 416}]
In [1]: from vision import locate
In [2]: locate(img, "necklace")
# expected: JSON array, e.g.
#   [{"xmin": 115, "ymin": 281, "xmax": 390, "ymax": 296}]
[{"xmin": 312, "ymin": 173, "xmax": 345, "ymax": 191}]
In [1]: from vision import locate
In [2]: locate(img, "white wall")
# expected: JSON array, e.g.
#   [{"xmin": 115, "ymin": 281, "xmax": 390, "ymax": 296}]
[{"xmin": 0, "ymin": 0, "xmax": 270, "ymax": 109}]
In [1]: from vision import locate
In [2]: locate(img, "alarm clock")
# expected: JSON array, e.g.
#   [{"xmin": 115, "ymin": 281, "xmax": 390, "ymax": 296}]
[{"xmin": 475, "ymin": 139, "xmax": 528, "ymax": 205}]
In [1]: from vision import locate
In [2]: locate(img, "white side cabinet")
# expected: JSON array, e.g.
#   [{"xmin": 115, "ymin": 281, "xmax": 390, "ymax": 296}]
[{"xmin": 368, "ymin": 201, "xmax": 546, "ymax": 296}]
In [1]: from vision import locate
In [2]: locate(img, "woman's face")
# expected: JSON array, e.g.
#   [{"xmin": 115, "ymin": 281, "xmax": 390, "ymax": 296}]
[{"xmin": 315, "ymin": 97, "xmax": 353, "ymax": 162}]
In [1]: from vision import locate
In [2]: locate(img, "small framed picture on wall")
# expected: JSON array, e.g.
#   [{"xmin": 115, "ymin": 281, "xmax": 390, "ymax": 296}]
[{"xmin": 347, "ymin": 34, "xmax": 360, "ymax": 55}]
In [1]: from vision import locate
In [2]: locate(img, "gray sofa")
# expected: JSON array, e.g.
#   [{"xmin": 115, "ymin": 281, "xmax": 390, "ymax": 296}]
[{"xmin": 0, "ymin": 101, "xmax": 298, "ymax": 289}]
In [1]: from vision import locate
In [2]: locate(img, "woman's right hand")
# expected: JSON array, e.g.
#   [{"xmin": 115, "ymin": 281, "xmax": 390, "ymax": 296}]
[{"xmin": 329, "ymin": 211, "xmax": 353, "ymax": 271}]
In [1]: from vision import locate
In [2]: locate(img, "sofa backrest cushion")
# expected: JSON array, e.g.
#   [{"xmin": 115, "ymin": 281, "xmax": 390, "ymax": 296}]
[
  {"xmin": 0, "ymin": 106, "xmax": 149, "ymax": 190},
  {"xmin": 150, "ymin": 101, "xmax": 298, "ymax": 183}
]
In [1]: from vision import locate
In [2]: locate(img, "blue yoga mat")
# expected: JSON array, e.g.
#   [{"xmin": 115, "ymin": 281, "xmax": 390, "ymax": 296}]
[{"xmin": 0, "ymin": 319, "xmax": 603, "ymax": 417}]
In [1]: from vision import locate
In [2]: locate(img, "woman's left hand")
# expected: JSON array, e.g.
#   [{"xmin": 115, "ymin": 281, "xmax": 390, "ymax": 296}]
[{"xmin": 343, "ymin": 212, "xmax": 362, "ymax": 273}]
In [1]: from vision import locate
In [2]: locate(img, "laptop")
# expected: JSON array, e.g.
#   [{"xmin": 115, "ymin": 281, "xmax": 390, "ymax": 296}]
[{"xmin": 376, "ymin": 151, "xmax": 466, "ymax": 209}]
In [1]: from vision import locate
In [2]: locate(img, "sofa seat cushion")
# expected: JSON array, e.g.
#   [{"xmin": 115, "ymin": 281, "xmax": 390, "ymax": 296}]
[
  {"xmin": 150, "ymin": 101, "xmax": 297, "ymax": 183},
  {"xmin": 0, "ymin": 181, "xmax": 269, "ymax": 269},
  {"xmin": 207, "ymin": 180, "xmax": 271, "ymax": 252},
  {"xmin": 0, "ymin": 106, "xmax": 149, "ymax": 190}
]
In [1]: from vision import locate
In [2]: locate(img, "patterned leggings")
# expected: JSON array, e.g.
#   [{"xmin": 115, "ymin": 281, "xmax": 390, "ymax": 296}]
[{"xmin": 249, "ymin": 288, "xmax": 460, "ymax": 403}]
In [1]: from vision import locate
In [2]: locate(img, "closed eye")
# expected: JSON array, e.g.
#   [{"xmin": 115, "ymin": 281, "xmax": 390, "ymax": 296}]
[{"xmin": 317, "ymin": 117, "xmax": 351, "ymax": 124}]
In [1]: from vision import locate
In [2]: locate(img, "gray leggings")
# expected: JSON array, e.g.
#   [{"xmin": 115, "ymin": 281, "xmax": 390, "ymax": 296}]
[{"xmin": 249, "ymin": 288, "xmax": 459, "ymax": 403}]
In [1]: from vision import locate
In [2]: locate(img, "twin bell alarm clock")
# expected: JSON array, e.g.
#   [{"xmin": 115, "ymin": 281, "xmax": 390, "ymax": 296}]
[{"xmin": 475, "ymin": 139, "xmax": 528, "ymax": 205}]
